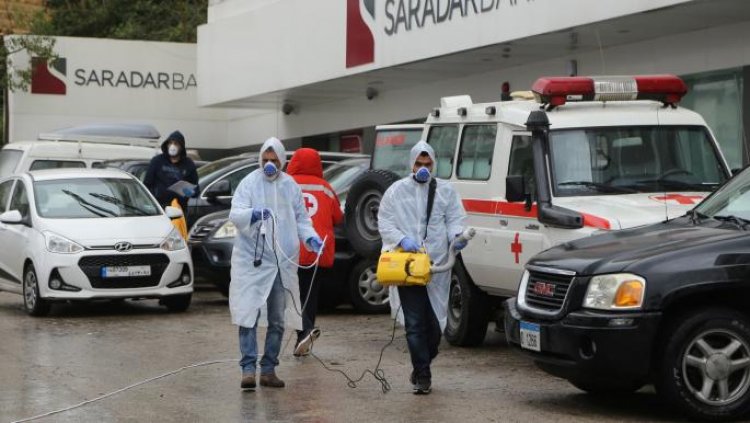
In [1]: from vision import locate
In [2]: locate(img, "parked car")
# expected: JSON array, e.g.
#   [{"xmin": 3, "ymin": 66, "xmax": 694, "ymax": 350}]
[
  {"xmin": 0, "ymin": 168, "xmax": 193, "ymax": 316},
  {"xmin": 188, "ymin": 158, "xmax": 387, "ymax": 312},
  {"xmin": 505, "ymin": 166, "xmax": 750, "ymax": 421}
]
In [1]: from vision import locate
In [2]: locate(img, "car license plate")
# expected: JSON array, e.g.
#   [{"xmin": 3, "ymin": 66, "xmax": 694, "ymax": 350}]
[
  {"xmin": 101, "ymin": 266, "xmax": 151, "ymax": 278},
  {"xmin": 520, "ymin": 321, "xmax": 541, "ymax": 352}
]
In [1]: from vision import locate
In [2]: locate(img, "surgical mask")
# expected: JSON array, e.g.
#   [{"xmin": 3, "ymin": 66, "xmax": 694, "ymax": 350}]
[
  {"xmin": 168, "ymin": 145, "xmax": 179, "ymax": 157},
  {"xmin": 414, "ymin": 166, "xmax": 431, "ymax": 183},
  {"xmin": 263, "ymin": 162, "xmax": 279, "ymax": 178}
]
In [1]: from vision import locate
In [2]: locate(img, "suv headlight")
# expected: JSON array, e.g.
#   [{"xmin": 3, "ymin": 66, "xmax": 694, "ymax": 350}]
[
  {"xmin": 584, "ymin": 273, "xmax": 646, "ymax": 310},
  {"xmin": 44, "ymin": 232, "xmax": 84, "ymax": 254},
  {"xmin": 161, "ymin": 228, "xmax": 186, "ymax": 251},
  {"xmin": 212, "ymin": 221, "xmax": 237, "ymax": 239}
]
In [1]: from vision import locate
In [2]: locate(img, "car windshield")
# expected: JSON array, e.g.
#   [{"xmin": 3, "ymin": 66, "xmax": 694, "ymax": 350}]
[
  {"xmin": 549, "ymin": 126, "xmax": 727, "ymax": 197},
  {"xmin": 695, "ymin": 170, "xmax": 750, "ymax": 222},
  {"xmin": 372, "ymin": 129, "xmax": 423, "ymax": 177},
  {"xmin": 0, "ymin": 149, "xmax": 22, "ymax": 178},
  {"xmin": 323, "ymin": 159, "xmax": 369, "ymax": 201},
  {"xmin": 35, "ymin": 177, "xmax": 161, "ymax": 218}
]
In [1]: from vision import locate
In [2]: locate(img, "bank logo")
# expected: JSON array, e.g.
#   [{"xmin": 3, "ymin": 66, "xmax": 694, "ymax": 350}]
[
  {"xmin": 346, "ymin": 0, "xmax": 375, "ymax": 68},
  {"xmin": 31, "ymin": 57, "xmax": 67, "ymax": 95}
]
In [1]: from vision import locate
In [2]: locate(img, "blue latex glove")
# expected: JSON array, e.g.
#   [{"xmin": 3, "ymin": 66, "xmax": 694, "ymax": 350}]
[
  {"xmin": 453, "ymin": 234, "xmax": 468, "ymax": 251},
  {"xmin": 250, "ymin": 208, "xmax": 271, "ymax": 224},
  {"xmin": 182, "ymin": 187, "xmax": 195, "ymax": 198},
  {"xmin": 307, "ymin": 236, "xmax": 324, "ymax": 254},
  {"xmin": 400, "ymin": 237, "xmax": 420, "ymax": 253}
]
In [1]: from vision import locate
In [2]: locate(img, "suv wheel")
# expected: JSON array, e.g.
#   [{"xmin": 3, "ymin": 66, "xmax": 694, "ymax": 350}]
[
  {"xmin": 348, "ymin": 259, "xmax": 388, "ymax": 313},
  {"xmin": 344, "ymin": 170, "xmax": 399, "ymax": 258},
  {"xmin": 23, "ymin": 263, "xmax": 51, "ymax": 317},
  {"xmin": 656, "ymin": 308, "xmax": 750, "ymax": 421},
  {"xmin": 162, "ymin": 294, "xmax": 192, "ymax": 313},
  {"xmin": 444, "ymin": 259, "xmax": 489, "ymax": 346}
]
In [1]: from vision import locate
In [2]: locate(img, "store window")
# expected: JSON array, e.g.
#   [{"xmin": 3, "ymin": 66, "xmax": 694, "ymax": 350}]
[{"xmin": 681, "ymin": 69, "xmax": 745, "ymax": 169}]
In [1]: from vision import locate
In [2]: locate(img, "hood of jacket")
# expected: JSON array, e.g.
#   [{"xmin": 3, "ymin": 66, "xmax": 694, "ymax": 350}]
[
  {"xmin": 287, "ymin": 148, "xmax": 323, "ymax": 178},
  {"xmin": 160, "ymin": 130, "xmax": 186, "ymax": 158},
  {"xmin": 259, "ymin": 137, "xmax": 287, "ymax": 169}
]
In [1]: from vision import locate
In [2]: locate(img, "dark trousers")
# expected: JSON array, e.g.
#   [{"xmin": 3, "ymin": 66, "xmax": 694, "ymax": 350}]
[
  {"xmin": 296, "ymin": 267, "xmax": 322, "ymax": 342},
  {"xmin": 398, "ymin": 285, "xmax": 441, "ymax": 380}
]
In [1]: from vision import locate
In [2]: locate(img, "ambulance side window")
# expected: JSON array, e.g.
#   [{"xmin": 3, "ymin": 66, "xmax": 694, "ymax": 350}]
[
  {"xmin": 508, "ymin": 135, "xmax": 536, "ymax": 198},
  {"xmin": 457, "ymin": 124, "xmax": 497, "ymax": 180},
  {"xmin": 426, "ymin": 125, "xmax": 459, "ymax": 179}
]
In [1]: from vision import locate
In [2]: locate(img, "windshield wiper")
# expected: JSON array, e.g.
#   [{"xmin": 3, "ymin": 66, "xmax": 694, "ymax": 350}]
[
  {"xmin": 686, "ymin": 209, "xmax": 709, "ymax": 225},
  {"xmin": 558, "ymin": 181, "xmax": 637, "ymax": 194},
  {"xmin": 636, "ymin": 179, "xmax": 718, "ymax": 191},
  {"xmin": 88, "ymin": 193, "xmax": 150, "ymax": 216},
  {"xmin": 62, "ymin": 190, "xmax": 115, "ymax": 218},
  {"xmin": 713, "ymin": 214, "xmax": 750, "ymax": 230}
]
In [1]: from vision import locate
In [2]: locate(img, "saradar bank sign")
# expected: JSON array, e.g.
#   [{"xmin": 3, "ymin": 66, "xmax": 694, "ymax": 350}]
[{"xmin": 73, "ymin": 68, "xmax": 197, "ymax": 90}]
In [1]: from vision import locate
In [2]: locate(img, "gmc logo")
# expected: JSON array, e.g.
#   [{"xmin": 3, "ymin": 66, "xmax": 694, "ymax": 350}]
[{"xmin": 532, "ymin": 281, "xmax": 555, "ymax": 297}]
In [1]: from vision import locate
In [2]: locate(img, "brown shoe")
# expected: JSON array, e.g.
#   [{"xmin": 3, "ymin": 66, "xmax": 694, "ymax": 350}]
[
  {"xmin": 241, "ymin": 374, "xmax": 256, "ymax": 390},
  {"xmin": 259, "ymin": 373, "xmax": 285, "ymax": 388}
]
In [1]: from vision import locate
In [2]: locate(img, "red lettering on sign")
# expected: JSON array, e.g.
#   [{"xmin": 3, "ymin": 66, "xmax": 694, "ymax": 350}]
[{"xmin": 511, "ymin": 232, "xmax": 523, "ymax": 264}]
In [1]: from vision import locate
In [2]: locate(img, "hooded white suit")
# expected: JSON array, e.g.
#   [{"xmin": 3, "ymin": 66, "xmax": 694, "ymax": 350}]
[
  {"xmin": 228, "ymin": 138, "xmax": 318, "ymax": 330},
  {"xmin": 378, "ymin": 141, "xmax": 467, "ymax": 330}
]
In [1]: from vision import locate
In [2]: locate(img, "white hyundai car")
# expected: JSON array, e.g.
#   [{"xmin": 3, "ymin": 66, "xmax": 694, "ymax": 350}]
[{"xmin": 0, "ymin": 168, "xmax": 193, "ymax": 316}]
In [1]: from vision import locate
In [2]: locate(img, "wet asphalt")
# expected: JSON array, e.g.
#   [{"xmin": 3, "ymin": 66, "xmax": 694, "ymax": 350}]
[{"xmin": 0, "ymin": 286, "xmax": 693, "ymax": 423}]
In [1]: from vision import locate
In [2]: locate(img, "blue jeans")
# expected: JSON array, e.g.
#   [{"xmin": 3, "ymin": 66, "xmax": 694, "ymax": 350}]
[
  {"xmin": 398, "ymin": 285, "xmax": 441, "ymax": 380},
  {"xmin": 239, "ymin": 273, "xmax": 286, "ymax": 375}
]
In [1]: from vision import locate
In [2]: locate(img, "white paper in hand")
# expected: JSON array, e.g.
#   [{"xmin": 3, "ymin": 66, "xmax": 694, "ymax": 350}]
[{"xmin": 168, "ymin": 180, "xmax": 197, "ymax": 196}]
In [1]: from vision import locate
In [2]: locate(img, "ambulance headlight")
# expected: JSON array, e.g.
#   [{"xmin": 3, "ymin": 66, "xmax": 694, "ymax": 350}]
[
  {"xmin": 584, "ymin": 274, "xmax": 645, "ymax": 310},
  {"xmin": 213, "ymin": 221, "xmax": 237, "ymax": 239}
]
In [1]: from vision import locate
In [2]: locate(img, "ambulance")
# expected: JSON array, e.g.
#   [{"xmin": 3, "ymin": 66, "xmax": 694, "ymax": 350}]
[{"xmin": 345, "ymin": 75, "xmax": 732, "ymax": 346}]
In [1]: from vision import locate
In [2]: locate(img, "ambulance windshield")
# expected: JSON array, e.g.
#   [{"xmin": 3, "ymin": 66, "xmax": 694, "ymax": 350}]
[{"xmin": 549, "ymin": 126, "xmax": 727, "ymax": 197}]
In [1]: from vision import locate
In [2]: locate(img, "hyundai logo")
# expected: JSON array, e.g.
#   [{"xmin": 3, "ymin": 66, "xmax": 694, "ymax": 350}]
[{"xmin": 114, "ymin": 242, "xmax": 133, "ymax": 252}]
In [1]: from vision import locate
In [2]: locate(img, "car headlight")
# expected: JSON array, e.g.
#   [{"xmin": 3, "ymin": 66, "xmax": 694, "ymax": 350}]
[
  {"xmin": 161, "ymin": 227, "xmax": 187, "ymax": 251},
  {"xmin": 584, "ymin": 273, "xmax": 646, "ymax": 310},
  {"xmin": 213, "ymin": 221, "xmax": 237, "ymax": 239},
  {"xmin": 44, "ymin": 232, "xmax": 84, "ymax": 254}
]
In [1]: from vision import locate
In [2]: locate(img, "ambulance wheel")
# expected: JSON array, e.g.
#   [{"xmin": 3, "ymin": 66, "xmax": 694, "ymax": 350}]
[
  {"xmin": 655, "ymin": 308, "xmax": 750, "ymax": 421},
  {"xmin": 344, "ymin": 169, "xmax": 400, "ymax": 259},
  {"xmin": 445, "ymin": 259, "xmax": 489, "ymax": 347},
  {"xmin": 349, "ymin": 259, "xmax": 389, "ymax": 314},
  {"xmin": 162, "ymin": 294, "xmax": 192, "ymax": 313}
]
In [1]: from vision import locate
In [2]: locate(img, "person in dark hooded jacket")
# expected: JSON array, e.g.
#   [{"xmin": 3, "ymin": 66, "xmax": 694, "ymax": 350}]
[
  {"xmin": 287, "ymin": 148, "xmax": 343, "ymax": 357},
  {"xmin": 144, "ymin": 130, "xmax": 199, "ymax": 211}
]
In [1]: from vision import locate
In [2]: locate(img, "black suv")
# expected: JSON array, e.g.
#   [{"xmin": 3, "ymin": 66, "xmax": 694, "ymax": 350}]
[{"xmin": 505, "ymin": 168, "xmax": 750, "ymax": 421}]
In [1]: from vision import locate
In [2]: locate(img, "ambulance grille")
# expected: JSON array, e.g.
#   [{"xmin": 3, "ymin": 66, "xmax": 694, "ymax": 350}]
[{"xmin": 524, "ymin": 271, "xmax": 574, "ymax": 312}]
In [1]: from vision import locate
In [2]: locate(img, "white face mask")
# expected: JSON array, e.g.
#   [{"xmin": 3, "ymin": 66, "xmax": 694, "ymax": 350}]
[{"xmin": 168, "ymin": 145, "xmax": 179, "ymax": 157}]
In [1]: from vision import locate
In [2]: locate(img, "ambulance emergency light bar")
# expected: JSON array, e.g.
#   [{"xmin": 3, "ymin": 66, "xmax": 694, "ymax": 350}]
[{"xmin": 531, "ymin": 75, "xmax": 688, "ymax": 110}]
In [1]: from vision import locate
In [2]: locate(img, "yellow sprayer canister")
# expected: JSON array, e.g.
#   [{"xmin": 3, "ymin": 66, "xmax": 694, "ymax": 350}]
[{"xmin": 376, "ymin": 249, "xmax": 432, "ymax": 286}]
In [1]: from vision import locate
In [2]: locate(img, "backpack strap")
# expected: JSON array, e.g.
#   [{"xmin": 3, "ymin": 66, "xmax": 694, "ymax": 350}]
[{"xmin": 423, "ymin": 178, "xmax": 437, "ymax": 241}]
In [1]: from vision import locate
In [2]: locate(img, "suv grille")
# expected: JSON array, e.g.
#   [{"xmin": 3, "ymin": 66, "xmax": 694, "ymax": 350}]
[
  {"xmin": 79, "ymin": 254, "xmax": 170, "ymax": 289},
  {"xmin": 524, "ymin": 270, "xmax": 575, "ymax": 312}
]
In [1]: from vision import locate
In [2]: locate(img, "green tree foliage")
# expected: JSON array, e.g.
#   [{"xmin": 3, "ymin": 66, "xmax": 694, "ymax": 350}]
[{"xmin": 31, "ymin": 0, "xmax": 208, "ymax": 43}]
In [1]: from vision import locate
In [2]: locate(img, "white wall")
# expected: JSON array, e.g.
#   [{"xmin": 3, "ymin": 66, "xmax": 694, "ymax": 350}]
[
  {"xmin": 220, "ymin": 19, "xmax": 750, "ymax": 149},
  {"xmin": 7, "ymin": 36, "xmax": 231, "ymax": 149}
]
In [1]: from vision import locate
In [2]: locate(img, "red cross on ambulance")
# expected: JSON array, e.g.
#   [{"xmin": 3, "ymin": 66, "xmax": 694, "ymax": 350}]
[
  {"xmin": 650, "ymin": 194, "xmax": 704, "ymax": 205},
  {"xmin": 511, "ymin": 232, "xmax": 522, "ymax": 264}
]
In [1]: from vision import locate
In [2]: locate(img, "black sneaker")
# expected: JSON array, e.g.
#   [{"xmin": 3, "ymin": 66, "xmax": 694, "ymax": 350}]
[{"xmin": 413, "ymin": 376, "xmax": 431, "ymax": 395}]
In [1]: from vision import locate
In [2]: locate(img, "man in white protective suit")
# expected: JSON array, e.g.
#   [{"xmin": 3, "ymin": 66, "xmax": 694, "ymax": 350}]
[
  {"xmin": 378, "ymin": 140, "xmax": 468, "ymax": 395},
  {"xmin": 228, "ymin": 137, "xmax": 323, "ymax": 391}
]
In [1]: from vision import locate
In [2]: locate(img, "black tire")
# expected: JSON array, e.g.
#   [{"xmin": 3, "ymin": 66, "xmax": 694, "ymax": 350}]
[
  {"xmin": 344, "ymin": 169, "xmax": 400, "ymax": 259},
  {"xmin": 162, "ymin": 294, "xmax": 192, "ymax": 313},
  {"xmin": 570, "ymin": 378, "xmax": 644, "ymax": 394},
  {"xmin": 655, "ymin": 308, "xmax": 750, "ymax": 422},
  {"xmin": 348, "ymin": 258, "xmax": 389, "ymax": 313},
  {"xmin": 444, "ymin": 259, "xmax": 490, "ymax": 347},
  {"xmin": 23, "ymin": 263, "xmax": 50, "ymax": 317}
]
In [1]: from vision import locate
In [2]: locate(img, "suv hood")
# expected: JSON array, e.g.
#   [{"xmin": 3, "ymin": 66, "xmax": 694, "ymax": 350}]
[
  {"xmin": 555, "ymin": 192, "xmax": 708, "ymax": 229},
  {"xmin": 529, "ymin": 218, "xmax": 746, "ymax": 276},
  {"xmin": 41, "ymin": 216, "xmax": 173, "ymax": 247}
]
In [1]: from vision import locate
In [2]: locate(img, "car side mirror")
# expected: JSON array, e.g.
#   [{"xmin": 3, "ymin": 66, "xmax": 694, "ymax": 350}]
[
  {"xmin": 164, "ymin": 206, "xmax": 184, "ymax": 219},
  {"xmin": 506, "ymin": 175, "xmax": 527, "ymax": 202},
  {"xmin": 0, "ymin": 210, "xmax": 23, "ymax": 224},
  {"xmin": 205, "ymin": 180, "xmax": 231, "ymax": 202}
]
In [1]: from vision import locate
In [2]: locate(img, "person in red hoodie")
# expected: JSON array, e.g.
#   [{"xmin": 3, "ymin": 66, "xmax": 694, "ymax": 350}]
[{"xmin": 287, "ymin": 148, "xmax": 343, "ymax": 356}]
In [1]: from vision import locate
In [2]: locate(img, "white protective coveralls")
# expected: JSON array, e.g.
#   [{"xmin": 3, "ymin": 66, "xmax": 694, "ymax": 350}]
[
  {"xmin": 378, "ymin": 141, "xmax": 467, "ymax": 330},
  {"xmin": 228, "ymin": 137, "xmax": 318, "ymax": 330}
]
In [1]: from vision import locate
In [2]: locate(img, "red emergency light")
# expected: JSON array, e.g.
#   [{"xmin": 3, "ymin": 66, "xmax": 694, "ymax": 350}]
[{"xmin": 531, "ymin": 75, "xmax": 688, "ymax": 109}]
